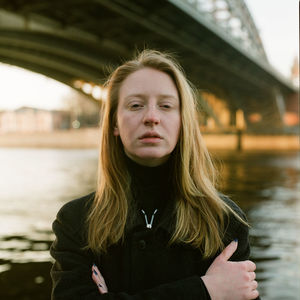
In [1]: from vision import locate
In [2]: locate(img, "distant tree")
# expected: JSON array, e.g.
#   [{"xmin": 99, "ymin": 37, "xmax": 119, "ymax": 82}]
[{"xmin": 62, "ymin": 90, "xmax": 101, "ymax": 128}]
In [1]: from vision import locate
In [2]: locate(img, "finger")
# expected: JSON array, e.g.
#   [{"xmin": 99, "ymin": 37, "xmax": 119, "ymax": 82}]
[
  {"xmin": 92, "ymin": 265, "xmax": 108, "ymax": 294},
  {"xmin": 92, "ymin": 264, "xmax": 100, "ymax": 274},
  {"xmin": 92, "ymin": 265, "xmax": 107, "ymax": 286},
  {"xmin": 92, "ymin": 271, "xmax": 108, "ymax": 294},
  {"xmin": 251, "ymin": 280, "xmax": 258, "ymax": 290},
  {"xmin": 93, "ymin": 268, "xmax": 106, "ymax": 286},
  {"xmin": 248, "ymin": 289, "xmax": 259, "ymax": 299},
  {"xmin": 248, "ymin": 271, "xmax": 256, "ymax": 281},
  {"xmin": 92, "ymin": 271, "xmax": 100, "ymax": 284},
  {"xmin": 92, "ymin": 271, "xmax": 102, "ymax": 287},
  {"xmin": 219, "ymin": 239, "xmax": 238, "ymax": 261},
  {"xmin": 98, "ymin": 275, "xmax": 107, "ymax": 289},
  {"xmin": 245, "ymin": 260, "xmax": 256, "ymax": 272},
  {"xmin": 92, "ymin": 269, "xmax": 102, "ymax": 285},
  {"xmin": 98, "ymin": 283, "xmax": 108, "ymax": 294},
  {"xmin": 92, "ymin": 265, "xmax": 102, "ymax": 280}
]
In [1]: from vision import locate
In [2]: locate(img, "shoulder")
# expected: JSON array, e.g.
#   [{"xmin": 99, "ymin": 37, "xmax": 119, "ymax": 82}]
[
  {"xmin": 219, "ymin": 193, "xmax": 249, "ymax": 244},
  {"xmin": 54, "ymin": 192, "xmax": 95, "ymax": 233},
  {"xmin": 219, "ymin": 193, "xmax": 247, "ymax": 221}
]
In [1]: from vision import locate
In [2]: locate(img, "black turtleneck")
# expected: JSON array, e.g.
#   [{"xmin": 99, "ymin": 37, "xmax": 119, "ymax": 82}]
[{"xmin": 125, "ymin": 155, "xmax": 174, "ymax": 227}]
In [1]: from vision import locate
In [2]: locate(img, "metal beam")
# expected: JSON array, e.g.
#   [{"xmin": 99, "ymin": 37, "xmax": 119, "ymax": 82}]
[{"xmin": 0, "ymin": 0, "xmax": 297, "ymax": 132}]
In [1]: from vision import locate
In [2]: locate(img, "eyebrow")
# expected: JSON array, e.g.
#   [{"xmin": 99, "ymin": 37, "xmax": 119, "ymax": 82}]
[
  {"xmin": 124, "ymin": 94, "xmax": 178, "ymax": 101},
  {"xmin": 124, "ymin": 94, "xmax": 145, "ymax": 101}
]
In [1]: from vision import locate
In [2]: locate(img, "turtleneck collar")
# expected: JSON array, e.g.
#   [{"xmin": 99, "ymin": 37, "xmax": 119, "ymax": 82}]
[
  {"xmin": 124, "ymin": 154, "xmax": 177, "ymax": 233},
  {"xmin": 124, "ymin": 154, "xmax": 174, "ymax": 216},
  {"xmin": 124, "ymin": 154, "xmax": 173, "ymax": 188}
]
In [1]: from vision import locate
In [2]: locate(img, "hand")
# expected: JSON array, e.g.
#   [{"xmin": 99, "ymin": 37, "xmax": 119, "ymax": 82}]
[
  {"xmin": 201, "ymin": 240, "xmax": 259, "ymax": 300},
  {"xmin": 92, "ymin": 264, "xmax": 108, "ymax": 294}
]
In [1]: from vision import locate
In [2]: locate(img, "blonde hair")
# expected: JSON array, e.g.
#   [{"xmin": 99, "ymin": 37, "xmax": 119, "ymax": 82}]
[{"xmin": 86, "ymin": 50, "xmax": 245, "ymax": 257}]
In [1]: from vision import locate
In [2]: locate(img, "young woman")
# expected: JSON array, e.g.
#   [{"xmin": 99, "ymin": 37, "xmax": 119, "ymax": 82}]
[{"xmin": 50, "ymin": 50, "xmax": 260, "ymax": 300}]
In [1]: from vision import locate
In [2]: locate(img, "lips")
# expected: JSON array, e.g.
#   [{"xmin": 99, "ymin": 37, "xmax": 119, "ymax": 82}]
[{"xmin": 139, "ymin": 132, "xmax": 162, "ymax": 139}]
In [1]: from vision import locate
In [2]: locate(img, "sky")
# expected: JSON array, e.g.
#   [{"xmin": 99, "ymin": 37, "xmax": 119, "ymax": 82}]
[
  {"xmin": 0, "ymin": 65, "xmax": 72, "ymax": 110},
  {"xmin": 244, "ymin": 0, "xmax": 298, "ymax": 77},
  {"xmin": 0, "ymin": 0, "xmax": 298, "ymax": 110}
]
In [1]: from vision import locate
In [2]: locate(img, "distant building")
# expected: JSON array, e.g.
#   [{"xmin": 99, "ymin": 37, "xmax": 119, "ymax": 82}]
[
  {"xmin": 0, "ymin": 106, "xmax": 70, "ymax": 133},
  {"xmin": 290, "ymin": 56, "xmax": 299, "ymax": 87}
]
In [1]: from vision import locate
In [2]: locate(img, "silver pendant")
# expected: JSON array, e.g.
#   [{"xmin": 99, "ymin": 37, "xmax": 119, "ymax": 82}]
[{"xmin": 141, "ymin": 209, "xmax": 158, "ymax": 229}]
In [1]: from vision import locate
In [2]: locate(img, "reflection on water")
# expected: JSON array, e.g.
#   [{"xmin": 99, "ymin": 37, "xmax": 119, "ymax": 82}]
[
  {"xmin": 0, "ymin": 148, "xmax": 98, "ymax": 300},
  {"xmin": 0, "ymin": 148, "xmax": 299, "ymax": 299},
  {"xmin": 0, "ymin": 148, "xmax": 98, "ymax": 262},
  {"xmin": 215, "ymin": 151, "xmax": 300, "ymax": 300}
]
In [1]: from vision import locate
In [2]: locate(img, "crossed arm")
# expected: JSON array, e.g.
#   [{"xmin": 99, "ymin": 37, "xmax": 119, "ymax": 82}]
[
  {"xmin": 51, "ymin": 214, "xmax": 212, "ymax": 299},
  {"xmin": 50, "ymin": 202, "xmax": 260, "ymax": 300},
  {"xmin": 91, "ymin": 240, "xmax": 259, "ymax": 300}
]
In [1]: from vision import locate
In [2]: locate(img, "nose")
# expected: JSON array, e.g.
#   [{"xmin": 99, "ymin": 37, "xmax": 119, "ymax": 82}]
[{"xmin": 143, "ymin": 105, "xmax": 160, "ymax": 126}]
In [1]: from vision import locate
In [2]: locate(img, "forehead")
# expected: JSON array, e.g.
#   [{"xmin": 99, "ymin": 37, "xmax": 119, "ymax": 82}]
[{"xmin": 119, "ymin": 67, "xmax": 179, "ymax": 98}]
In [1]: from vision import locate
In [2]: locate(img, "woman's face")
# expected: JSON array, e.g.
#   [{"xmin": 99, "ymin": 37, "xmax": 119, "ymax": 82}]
[{"xmin": 114, "ymin": 67, "xmax": 181, "ymax": 167}]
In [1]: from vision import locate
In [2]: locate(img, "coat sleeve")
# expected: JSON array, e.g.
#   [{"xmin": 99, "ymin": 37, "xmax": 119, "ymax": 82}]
[
  {"xmin": 50, "ymin": 202, "xmax": 211, "ymax": 300},
  {"xmin": 221, "ymin": 196, "xmax": 262, "ymax": 300}
]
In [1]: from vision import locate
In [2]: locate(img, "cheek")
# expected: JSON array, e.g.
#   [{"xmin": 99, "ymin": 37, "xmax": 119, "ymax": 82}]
[
  {"xmin": 166, "ymin": 115, "xmax": 181, "ymax": 145},
  {"xmin": 118, "ymin": 116, "xmax": 136, "ymax": 140},
  {"xmin": 173, "ymin": 115, "xmax": 181, "ymax": 138}
]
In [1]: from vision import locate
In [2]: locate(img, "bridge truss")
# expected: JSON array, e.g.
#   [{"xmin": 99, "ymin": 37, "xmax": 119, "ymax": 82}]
[{"xmin": 0, "ymin": 0, "xmax": 297, "ymax": 132}]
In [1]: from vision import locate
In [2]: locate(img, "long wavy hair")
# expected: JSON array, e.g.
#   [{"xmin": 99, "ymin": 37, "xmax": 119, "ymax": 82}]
[{"xmin": 86, "ymin": 49, "xmax": 245, "ymax": 258}]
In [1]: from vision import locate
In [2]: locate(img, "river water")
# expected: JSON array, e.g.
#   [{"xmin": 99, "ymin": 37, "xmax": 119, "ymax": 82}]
[{"xmin": 0, "ymin": 148, "xmax": 299, "ymax": 299}]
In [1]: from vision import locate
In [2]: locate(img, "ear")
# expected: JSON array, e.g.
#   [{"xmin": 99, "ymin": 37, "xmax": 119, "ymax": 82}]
[{"xmin": 113, "ymin": 125, "xmax": 119, "ymax": 136}]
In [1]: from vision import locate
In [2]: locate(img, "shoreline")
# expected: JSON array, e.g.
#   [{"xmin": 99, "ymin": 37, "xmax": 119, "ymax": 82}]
[{"xmin": 0, "ymin": 128, "xmax": 299, "ymax": 150}]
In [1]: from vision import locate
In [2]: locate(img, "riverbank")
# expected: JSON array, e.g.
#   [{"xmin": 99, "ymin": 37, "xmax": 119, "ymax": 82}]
[{"xmin": 0, "ymin": 128, "xmax": 299, "ymax": 150}]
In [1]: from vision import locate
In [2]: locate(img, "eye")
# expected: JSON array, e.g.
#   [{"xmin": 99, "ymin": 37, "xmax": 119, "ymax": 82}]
[
  {"xmin": 160, "ymin": 104, "xmax": 172, "ymax": 109},
  {"xmin": 129, "ymin": 103, "xmax": 143, "ymax": 110}
]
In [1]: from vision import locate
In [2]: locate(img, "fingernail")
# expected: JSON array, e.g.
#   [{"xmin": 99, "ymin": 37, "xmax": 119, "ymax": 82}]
[
  {"xmin": 234, "ymin": 238, "xmax": 238, "ymax": 242},
  {"xmin": 93, "ymin": 270, "xmax": 98, "ymax": 275}
]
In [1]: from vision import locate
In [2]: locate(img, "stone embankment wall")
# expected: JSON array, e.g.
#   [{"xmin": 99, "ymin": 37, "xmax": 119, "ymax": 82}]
[{"xmin": 0, "ymin": 128, "xmax": 299, "ymax": 150}]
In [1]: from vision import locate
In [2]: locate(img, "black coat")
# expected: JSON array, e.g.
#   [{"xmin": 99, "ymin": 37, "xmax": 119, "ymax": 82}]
[{"xmin": 50, "ymin": 192, "xmax": 256, "ymax": 300}]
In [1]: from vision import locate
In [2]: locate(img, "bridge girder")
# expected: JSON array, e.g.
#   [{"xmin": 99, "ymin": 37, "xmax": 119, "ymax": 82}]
[
  {"xmin": 0, "ymin": 0, "xmax": 297, "ymax": 132},
  {"xmin": 182, "ymin": 0, "xmax": 268, "ymax": 61}
]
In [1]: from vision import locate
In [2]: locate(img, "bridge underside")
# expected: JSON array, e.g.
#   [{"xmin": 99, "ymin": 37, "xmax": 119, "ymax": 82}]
[{"xmin": 0, "ymin": 0, "xmax": 297, "ymax": 132}]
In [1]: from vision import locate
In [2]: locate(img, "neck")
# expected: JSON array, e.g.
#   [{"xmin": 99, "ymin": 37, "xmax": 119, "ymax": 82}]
[
  {"xmin": 125, "ymin": 153, "xmax": 173, "ymax": 192},
  {"xmin": 125, "ymin": 153, "xmax": 174, "ymax": 224}
]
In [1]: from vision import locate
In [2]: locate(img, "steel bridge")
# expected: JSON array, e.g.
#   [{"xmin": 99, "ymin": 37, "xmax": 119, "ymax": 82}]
[{"xmin": 0, "ymin": 0, "xmax": 297, "ymax": 132}]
